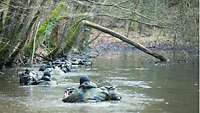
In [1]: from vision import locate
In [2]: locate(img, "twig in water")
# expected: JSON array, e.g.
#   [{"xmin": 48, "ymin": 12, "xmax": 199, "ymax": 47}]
[{"xmin": 0, "ymin": 71, "xmax": 5, "ymax": 75}]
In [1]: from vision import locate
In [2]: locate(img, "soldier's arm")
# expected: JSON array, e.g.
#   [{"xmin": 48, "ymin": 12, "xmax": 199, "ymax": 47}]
[{"xmin": 62, "ymin": 90, "xmax": 81, "ymax": 103}]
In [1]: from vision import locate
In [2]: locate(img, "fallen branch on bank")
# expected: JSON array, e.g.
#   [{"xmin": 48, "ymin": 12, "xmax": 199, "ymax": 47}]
[
  {"xmin": 82, "ymin": 20, "xmax": 167, "ymax": 62},
  {"xmin": 35, "ymin": 53, "xmax": 53, "ymax": 62}
]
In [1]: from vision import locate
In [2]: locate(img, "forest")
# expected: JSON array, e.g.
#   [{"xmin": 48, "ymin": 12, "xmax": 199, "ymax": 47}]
[{"xmin": 0, "ymin": 0, "xmax": 198, "ymax": 68}]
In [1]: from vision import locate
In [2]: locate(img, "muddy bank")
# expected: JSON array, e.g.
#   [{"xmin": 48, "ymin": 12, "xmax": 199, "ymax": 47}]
[
  {"xmin": 83, "ymin": 39, "xmax": 198, "ymax": 64},
  {"xmin": 88, "ymin": 41, "xmax": 198, "ymax": 56},
  {"xmin": 87, "ymin": 30, "xmax": 198, "ymax": 58}
]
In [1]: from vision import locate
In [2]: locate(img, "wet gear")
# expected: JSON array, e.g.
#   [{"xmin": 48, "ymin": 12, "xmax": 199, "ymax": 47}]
[{"xmin": 62, "ymin": 81, "xmax": 121, "ymax": 103}]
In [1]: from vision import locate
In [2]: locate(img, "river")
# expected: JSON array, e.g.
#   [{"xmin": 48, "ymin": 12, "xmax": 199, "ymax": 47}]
[{"xmin": 0, "ymin": 50, "xmax": 199, "ymax": 113}]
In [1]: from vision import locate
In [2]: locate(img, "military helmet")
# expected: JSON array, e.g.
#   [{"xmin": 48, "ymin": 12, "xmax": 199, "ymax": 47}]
[{"xmin": 80, "ymin": 76, "xmax": 90, "ymax": 85}]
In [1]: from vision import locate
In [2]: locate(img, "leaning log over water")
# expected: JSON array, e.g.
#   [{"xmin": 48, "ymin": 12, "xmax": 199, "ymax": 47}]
[{"xmin": 82, "ymin": 20, "xmax": 167, "ymax": 62}]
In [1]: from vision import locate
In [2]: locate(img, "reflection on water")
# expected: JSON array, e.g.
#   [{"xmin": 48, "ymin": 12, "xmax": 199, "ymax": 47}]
[{"xmin": 0, "ymin": 51, "xmax": 199, "ymax": 113}]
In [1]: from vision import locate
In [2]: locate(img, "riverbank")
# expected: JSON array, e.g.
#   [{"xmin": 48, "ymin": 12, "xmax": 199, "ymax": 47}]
[
  {"xmin": 1, "ymin": 29, "xmax": 198, "ymax": 70},
  {"xmin": 89, "ymin": 29, "xmax": 198, "ymax": 53},
  {"xmin": 86, "ymin": 30, "xmax": 198, "ymax": 63},
  {"xmin": 17, "ymin": 37, "xmax": 199, "ymax": 67}
]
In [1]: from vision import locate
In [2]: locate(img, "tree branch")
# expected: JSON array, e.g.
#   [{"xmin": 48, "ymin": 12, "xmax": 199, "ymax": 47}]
[
  {"xmin": 82, "ymin": 20, "xmax": 167, "ymax": 62},
  {"xmin": 83, "ymin": 0, "xmax": 153, "ymax": 20},
  {"xmin": 95, "ymin": 14, "xmax": 166, "ymax": 28}
]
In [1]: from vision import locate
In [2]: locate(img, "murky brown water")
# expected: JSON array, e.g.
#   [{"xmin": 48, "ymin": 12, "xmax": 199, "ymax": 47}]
[{"xmin": 0, "ymin": 51, "xmax": 199, "ymax": 113}]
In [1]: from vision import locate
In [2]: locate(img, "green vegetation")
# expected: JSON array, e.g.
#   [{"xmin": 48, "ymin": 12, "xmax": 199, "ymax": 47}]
[{"xmin": 24, "ymin": 2, "xmax": 65, "ymax": 61}]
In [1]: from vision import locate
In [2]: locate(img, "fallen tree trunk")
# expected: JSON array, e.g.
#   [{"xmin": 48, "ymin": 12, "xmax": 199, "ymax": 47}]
[{"xmin": 82, "ymin": 20, "xmax": 167, "ymax": 62}]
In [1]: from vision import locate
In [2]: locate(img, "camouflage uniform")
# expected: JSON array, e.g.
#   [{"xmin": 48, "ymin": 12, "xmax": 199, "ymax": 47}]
[{"xmin": 62, "ymin": 81, "xmax": 121, "ymax": 103}]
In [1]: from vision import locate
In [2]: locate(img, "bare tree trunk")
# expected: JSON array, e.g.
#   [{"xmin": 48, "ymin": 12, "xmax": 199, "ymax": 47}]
[
  {"xmin": 126, "ymin": 21, "xmax": 131, "ymax": 38},
  {"xmin": 138, "ymin": 23, "xmax": 144, "ymax": 36},
  {"xmin": 3, "ymin": 0, "xmax": 43, "ymax": 67},
  {"xmin": 82, "ymin": 20, "xmax": 167, "ymax": 62}
]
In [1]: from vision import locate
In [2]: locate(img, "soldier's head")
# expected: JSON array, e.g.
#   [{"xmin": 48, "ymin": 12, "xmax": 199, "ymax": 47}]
[
  {"xmin": 80, "ymin": 76, "xmax": 90, "ymax": 85},
  {"xmin": 44, "ymin": 71, "xmax": 51, "ymax": 77},
  {"xmin": 25, "ymin": 69, "xmax": 30, "ymax": 74},
  {"xmin": 41, "ymin": 71, "xmax": 51, "ymax": 81}
]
